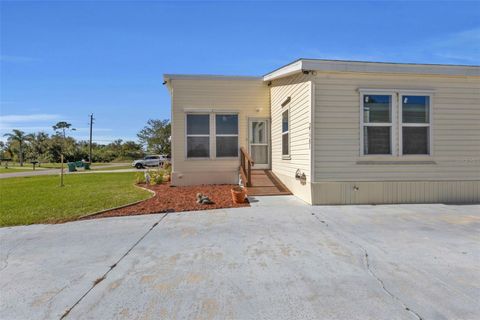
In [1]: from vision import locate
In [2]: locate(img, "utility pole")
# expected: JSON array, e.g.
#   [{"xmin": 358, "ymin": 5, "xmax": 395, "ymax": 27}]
[{"xmin": 89, "ymin": 113, "xmax": 94, "ymax": 163}]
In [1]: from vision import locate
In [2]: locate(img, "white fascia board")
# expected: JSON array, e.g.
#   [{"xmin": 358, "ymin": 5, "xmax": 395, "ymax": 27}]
[
  {"xmin": 263, "ymin": 59, "xmax": 480, "ymax": 81},
  {"xmin": 263, "ymin": 60, "xmax": 304, "ymax": 81},
  {"xmin": 301, "ymin": 59, "xmax": 480, "ymax": 77},
  {"xmin": 163, "ymin": 74, "xmax": 261, "ymax": 94},
  {"xmin": 163, "ymin": 74, "xmax": 261, "ymax": 81}
]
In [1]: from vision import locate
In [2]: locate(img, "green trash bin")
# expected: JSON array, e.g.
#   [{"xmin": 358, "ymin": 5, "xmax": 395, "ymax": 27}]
[
  {"xmin": 75, "ymin": 161, "xmax": 84, "ymax": 168},
  {"xmin": 84, "ymin": 162, "xmax": 91, "ymax": 170},
  {"xmin": 67, "ymin": 162, "xmax": 77, "ymax": 172}
]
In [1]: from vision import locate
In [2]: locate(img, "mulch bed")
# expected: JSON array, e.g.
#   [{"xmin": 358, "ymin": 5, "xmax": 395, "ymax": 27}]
[{"xmin": 81, "ymin": 183, "xmax": 249, "ymax": 220}]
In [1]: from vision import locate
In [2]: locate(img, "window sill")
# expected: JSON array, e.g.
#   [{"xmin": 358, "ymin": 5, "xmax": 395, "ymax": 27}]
[
  {"xmin": 185, "ymin": 157, "xmax": 211, "ymax": 161},
  {"xmin": 282, "ymin": 156, "xmax": 291, "ymax": 160},
  {"xmin": 356, "ymin": 160, "xmax": 436, "ymax": 165},
  {"xmin": 185, "ymin": 157, "xmax": 240, "ymax": 161}
]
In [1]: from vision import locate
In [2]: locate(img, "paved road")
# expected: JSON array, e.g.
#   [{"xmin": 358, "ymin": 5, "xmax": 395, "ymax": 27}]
[
  {"xmin": 1, "ymin": 198, "xmax": 479, "ymax": 319},
  {"xmin": 0, "ymin": 168, "xmax": 61, "ymax": 179},
  {"xmin": 0, "ymin": 163, "xmax": 137, "ymax": 179}
]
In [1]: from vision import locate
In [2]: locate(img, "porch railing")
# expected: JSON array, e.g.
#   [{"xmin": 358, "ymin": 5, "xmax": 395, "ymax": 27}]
[{"xmin": 240, "ymin": 147, "xmax": 254, "ymax": 187}]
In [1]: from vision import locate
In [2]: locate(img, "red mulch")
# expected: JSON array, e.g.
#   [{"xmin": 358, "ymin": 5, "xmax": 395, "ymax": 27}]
[{"xmin": 81, "ymin": 183, "xmax": 249, "ymax": 220}]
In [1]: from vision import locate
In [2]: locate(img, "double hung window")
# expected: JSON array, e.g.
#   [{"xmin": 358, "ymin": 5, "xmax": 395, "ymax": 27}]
[
  {"xmin": 282, "ymin": 109, "xmax": 289, "ymax": 157},
  {"xmin": 186, "ymin": 114, "xmax": 210, "ymax": 158},
  {"xmin": 360, "ymin": 91, "xmax": 432, "ymax": 156},
  {"xmin": 186, "ymin": 113, "xmax": 239, "ymax": 159},
  {"xmin": 216, "ymin": 114, "xmax": 239, "ymax": 158}
]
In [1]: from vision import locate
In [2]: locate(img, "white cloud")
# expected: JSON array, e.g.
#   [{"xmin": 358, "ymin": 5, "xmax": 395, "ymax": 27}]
[
  {"xmin": 72, "ymin": 135, "xmax": 138, "ymax": 143},
  {"xmin": 0, "ymin": 114, "xmax": 62, "ymax": 123},
  {"xmin": 0, "ymin": 125, "xmax": 112, "ymax": 131},
  {"xmin": 296, "ymin": 27, "xmax": 480, "ymax": 65},
  {"xmin": 0, "ymin": 114, "xmax": 63, "ymax": 132},
  {"xmin": 0, "ymin": 126, "xmax": 54, "ymax": 132},
  {"xmin": 428, "ymin": 27, "xmax": 480, "ymax": 63},
  {"xmin": 0, "ymin": 113, "xmax": 115, "ymax": 138},
  {"xmin": 74, "ymin": 127, "xmax": 113, "ymax": 133}
]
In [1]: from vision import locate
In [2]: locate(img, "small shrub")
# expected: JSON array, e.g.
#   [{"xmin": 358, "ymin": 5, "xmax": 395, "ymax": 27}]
[
  {"xmin": 135, "ymin": 172, "xmax": 146, "ymax": 184},
  {"xmin": 153, "ymin": 174, "xmax": 163, "ymax": 185},
  {"xmin": 156, "ymin": 168, "xmax": 166, "ymax": 177},
  {"xmin": 146, "ymin": 169, "xmax": 164, "ymax": 185},
  {"xmin": 163, "ymin": 161, "xmax": 172, "ymax": 174}
]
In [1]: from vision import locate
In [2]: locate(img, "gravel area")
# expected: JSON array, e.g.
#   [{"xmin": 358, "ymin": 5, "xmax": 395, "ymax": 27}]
[{"xmin": 83, "ymin": 183, "xmax": 249, "ymax": 219}]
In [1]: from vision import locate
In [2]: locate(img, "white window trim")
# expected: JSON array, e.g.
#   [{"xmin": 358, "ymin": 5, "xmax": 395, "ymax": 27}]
[
  {"xmin": 359, "ymin": 90, "xmax": 433, "ymax": 157},
  {"xmin": 215, "ymin": 113, "xmax": 240, "ymax": 159},
  {"xmin": 360, "ymin": 91, "xmax": 397, "ymax": 156},
  {"xmin": 399, "ymin": 93, "xmax": 433, "ymax": 156},
  {"xmin": 281, "ymin": 107, "xmax": 291, "ymax": 159},
  {"xmin": 185, "ymin": 113, "xmax": 211, "ymax": 160}
]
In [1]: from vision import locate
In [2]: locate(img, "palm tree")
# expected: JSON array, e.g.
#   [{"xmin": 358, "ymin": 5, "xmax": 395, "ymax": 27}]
[
  {"xmin": 52, "ymin": 121, "xmax": 75, "ymax": 187},
  {"xmin": 28, "ymin": 132, "xmax": 49, "ymax": 162},
  {"xmin": 53, "ymin": 121, "xmax": 75, "ymax": 140},
  {"xmin": 3, "ymin": 129, "xmax": 33, "ymax": 166}
]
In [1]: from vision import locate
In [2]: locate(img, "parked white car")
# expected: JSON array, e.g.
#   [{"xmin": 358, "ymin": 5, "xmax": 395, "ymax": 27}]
[{"xmin": 132, "ymin": 155, "xmax": 169, "ymax": 169}]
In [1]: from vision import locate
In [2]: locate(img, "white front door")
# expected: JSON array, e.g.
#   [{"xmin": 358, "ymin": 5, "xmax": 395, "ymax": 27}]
[{"xmin": 249, "ymin": 118, "xmax": 270, "ymax": 169}]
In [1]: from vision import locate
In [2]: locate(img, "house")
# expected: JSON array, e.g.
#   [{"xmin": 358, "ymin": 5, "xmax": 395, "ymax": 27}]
[{"xmin": 163, "ymin": 59, "xmax": 480, "ymax": 205}]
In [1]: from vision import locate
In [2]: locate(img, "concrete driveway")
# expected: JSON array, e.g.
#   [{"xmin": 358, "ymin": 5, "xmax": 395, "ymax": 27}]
[{"xmin": 1, "ymin": 198, "xmax": 479, "ymax": 320}]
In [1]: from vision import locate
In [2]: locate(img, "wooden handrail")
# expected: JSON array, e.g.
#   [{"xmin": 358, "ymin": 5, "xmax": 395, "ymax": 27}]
[
  {"xmin": 240, "ymin": 147, "xmax": 254, "ymax": 164},
  {"xmin": 240, "ymin": 147, "xmax": 254, "ymax": 187}
]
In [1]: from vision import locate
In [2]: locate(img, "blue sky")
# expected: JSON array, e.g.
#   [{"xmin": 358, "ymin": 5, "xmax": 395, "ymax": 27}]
[{"xmin": 1, "ymin": 1, "xmax": 479, "ymax": 143}]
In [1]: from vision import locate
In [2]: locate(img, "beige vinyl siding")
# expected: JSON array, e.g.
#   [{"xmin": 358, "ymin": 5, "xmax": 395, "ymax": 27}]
[
  {"xmin": 270, "ymin": 74, "xmax": 312, "ymax": 202},
  {"xmin": 170, "ymin": 78, "xmax": 269, "ymax": 185},
  {"xmin": 313, "ymin": 72, "xmax": 480, "ymax": 182}
]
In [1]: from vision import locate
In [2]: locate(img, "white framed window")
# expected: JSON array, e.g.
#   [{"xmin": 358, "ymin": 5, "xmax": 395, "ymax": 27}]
[
  {"xmin": 282, "ymin": 108, "xmax": 290, "ymax": 158},
  {"xmin": 361, "ymin": 93, "xmax": 395, "ymax": 155},
  {"xmin": 186, "ymin": 114, "xmax": 210, "ymax": 158},
  {"xmin": 400, "ymin": 94, "xmax": 431, "ymax": 155},
  {"xmin": 359, "ymin": 90, "xmax": 433, "ymax": 157},
  {"xmin": 215, "ymin": 114, "xmax": 239, "ymax": 158}
]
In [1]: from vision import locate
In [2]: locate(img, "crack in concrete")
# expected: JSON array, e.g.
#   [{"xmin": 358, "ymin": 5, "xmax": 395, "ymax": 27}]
[
  {"xmin": 59, "ymin": 213, "xmax": 169, "ymax": 319},
  {"xmin": 362, "ymin": 248, "xmax": 423, "ymax": 320},
  {"xmin": 0, "ymin": 237, "xmax": 30, "ymax": 273},
  {"xmin": 0, "ymin": 248, "xmax": 12, "ymax": 272},
  {"xmin": 311, "ymin": 212, "xmax": 423, "ymax": 320},
  {"xmin": 43, "ymin": 285, "xmax": 69, "ymax": 320}
]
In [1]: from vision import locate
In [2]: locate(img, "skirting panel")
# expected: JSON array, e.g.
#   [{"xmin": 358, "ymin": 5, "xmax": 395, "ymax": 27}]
[
  {"xmin": 171, "ymin": 170, "xmax": 239, "ymax": 186},
  {"xmin": 311, "ymin": 180, "xmax": 480, "ymax": 205}
]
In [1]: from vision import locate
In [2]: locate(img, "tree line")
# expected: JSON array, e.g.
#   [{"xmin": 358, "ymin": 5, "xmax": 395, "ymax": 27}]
[{"xmin": 1, "ymin": 119, "xmax": 171, "ymax": 166}]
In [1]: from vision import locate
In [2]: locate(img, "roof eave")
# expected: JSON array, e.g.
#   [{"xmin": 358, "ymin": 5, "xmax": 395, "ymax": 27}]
[
  {"xmin": 163, "ymin": 74, "xmax": 262, "ymax": 81},
  {"xmin": 263, "ymin": 59, "xmax": 480, "ymax": 81},
  {"xmin": 263, "ymin": 60, "xmax": 304, "ymax": 81}
]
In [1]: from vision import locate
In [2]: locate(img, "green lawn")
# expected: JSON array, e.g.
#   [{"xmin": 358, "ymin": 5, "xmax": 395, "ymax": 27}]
[{"xmin": 0, "ymin": 172, "xmax": 152, "ymax": 227}]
